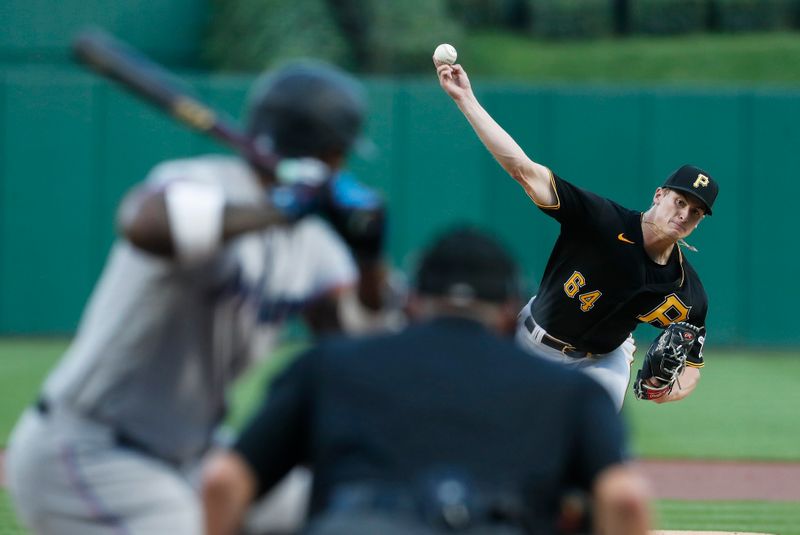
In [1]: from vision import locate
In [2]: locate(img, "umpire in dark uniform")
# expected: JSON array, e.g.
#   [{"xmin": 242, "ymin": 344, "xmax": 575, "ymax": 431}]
[{"xmin": 202, "ymin": 227, "xmax": 651, "ymax": 535}]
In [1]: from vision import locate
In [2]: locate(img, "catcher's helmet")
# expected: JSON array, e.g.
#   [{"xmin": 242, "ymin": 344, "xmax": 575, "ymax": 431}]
[
  {"xmin": 415, "ymin": 226, "xmax": 520, "ymax": 304},
  {"xmin": 246, "ymin": 61, "xmax": 366, "ymax": 158}
]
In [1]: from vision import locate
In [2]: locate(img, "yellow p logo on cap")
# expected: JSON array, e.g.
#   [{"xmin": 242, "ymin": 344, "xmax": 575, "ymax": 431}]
[{"xmin": 693, "ymin": 173, "xmax": 709, "ymax": 188}]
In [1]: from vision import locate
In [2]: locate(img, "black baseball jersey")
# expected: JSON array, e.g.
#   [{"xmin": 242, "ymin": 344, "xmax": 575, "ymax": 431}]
[
  {"xmin": 529, "ymin": 172, "xmax": 707, "ymax": 366},
  {"xmin": 235, "ymin": 316, "xmax": 627, "ymax": 532}
]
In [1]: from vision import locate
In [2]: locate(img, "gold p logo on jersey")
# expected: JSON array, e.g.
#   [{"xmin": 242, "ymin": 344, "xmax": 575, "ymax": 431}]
[
  {"xmin": 693, "ymin": 174, "xmax": 709, "ymax": 188},
  {"xmin": 637, "ymin": 293, "xmax": 690, "ymax": 328}
]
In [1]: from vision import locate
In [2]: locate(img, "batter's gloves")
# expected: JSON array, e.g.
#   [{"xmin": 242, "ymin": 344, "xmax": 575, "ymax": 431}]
[
  {"xmin": 322, "ymin": 172, "xmax": 386, "ymax": 261},
  {"xmin": 270, "ymin": 182, "xmax": 326, "ymax": 222},
  {"xmin": 633, "ymin": 321, "xmax": 699, "ymax": 401}
]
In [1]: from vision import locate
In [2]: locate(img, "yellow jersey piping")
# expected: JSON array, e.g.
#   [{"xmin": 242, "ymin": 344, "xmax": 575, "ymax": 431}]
[{"xmin": 528, "ymin": 167, "xmax": 560, "ymax": 210}]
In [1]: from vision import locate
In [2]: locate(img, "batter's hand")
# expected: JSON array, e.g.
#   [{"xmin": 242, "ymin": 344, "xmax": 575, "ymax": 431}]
[
  {"xmin": 435, "ymin": 63, "xmax": 473, "ymax": 103},
  {"xmin": 322, "ymin": 172, "xmax": 386, "ymax": 261}
]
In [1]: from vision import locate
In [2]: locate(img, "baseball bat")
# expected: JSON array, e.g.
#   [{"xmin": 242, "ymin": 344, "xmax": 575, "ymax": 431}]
[{"xmin": 71, "ymin": 29, "xmax": 279, "ymax": 175}]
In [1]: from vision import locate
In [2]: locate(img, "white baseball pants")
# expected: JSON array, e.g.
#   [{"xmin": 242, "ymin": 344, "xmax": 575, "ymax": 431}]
[{"xmin": 515, "ymin": 297, "xmax": 636, "ymax": 411}]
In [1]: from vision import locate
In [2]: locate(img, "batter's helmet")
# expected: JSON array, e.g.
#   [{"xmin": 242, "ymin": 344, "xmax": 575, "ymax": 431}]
[{"xmin": 246, "ymin": 61, "xmax": 366, "ymax": 159}]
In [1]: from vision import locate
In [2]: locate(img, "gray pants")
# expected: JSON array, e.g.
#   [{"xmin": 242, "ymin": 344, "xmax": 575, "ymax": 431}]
[
  {"xmin": 6, "ymin": 408, "xmax": 202, "ymax": 535},
  {"xmin": 515, "ymin": 296, "xmax": 635, "ymax": 411}
]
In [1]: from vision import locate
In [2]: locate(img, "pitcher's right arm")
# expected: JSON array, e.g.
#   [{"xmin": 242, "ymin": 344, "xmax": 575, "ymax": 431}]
[{"xmin": 434, "ymin": 62, "xmax": 556, "ymax": 207}]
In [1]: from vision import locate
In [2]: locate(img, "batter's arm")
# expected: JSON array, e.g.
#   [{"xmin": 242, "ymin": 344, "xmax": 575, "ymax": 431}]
[
  {"xmin": 117, "ymin": 183, "xmax": 290, "ymax": 259},
  {"xmin": 336, "ymin": 258, "xmax": 403, "ymax": 334},
  {"xmin": 303, "ymin": 260, "xmax": 398, "ymax": 336},
  {"xmin": 435, "ymin": 63, "xmax": 556, "ymax": 206},
  {"xmin": 649, "ymin": 366, "xmax": 701, "ymax": 404}
]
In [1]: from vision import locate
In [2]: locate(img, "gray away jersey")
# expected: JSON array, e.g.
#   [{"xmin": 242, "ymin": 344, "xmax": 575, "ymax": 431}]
[{"xmin": 41, "ymin": 156, "xmax": 358, "ymax": 463}]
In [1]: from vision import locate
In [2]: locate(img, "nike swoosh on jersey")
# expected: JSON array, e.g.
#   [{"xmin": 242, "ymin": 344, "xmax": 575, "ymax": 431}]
[{"xmin": 617, "ymin": 233, "xmax": 635, "ymax": 244}]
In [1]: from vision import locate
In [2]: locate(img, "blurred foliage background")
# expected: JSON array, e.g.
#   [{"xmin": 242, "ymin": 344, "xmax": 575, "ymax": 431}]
[
  {"xmin": 202, "ymin": 0, "xmax": 800, "ymax": 78},
  {"xmin": 4, "ymin": 0, "xmax": 800, "ymax": 82}
]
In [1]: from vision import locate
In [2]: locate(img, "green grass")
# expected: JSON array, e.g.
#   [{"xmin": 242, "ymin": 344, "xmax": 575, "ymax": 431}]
[
  {"xmin": 657, "ymin": 500, "xmax": 800, "ymax": 535},
  {"xmin": 0, "ymin": 338, "xmax": 306, "ymax": 446},
  {"xmin": 2, "ymin": 341, "xmax": 800, "ymax": 460},
  {"xmin": 461, "ymin": 31, "xmax": 800, "ymax": 86},
  {"xmin": 0, "ymin": 340, "xmax": 66, "ymax": 445},
  {"xmin": 223, "ymin": 341, "xmax": 307, "ymax": 431},
  {"xmin": 623, "ymin": 350, "xmax": 800, "ymax": 461},
  {"xmin": 1, "ymin": 340, "xmax": 799, "ymax": 534},
  {"xmin": 0, "ymin": 490, "xmax": 26, "ymax": 535}
]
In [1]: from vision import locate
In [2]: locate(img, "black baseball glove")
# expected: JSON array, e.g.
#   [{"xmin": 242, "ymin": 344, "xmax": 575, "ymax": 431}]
[
  {"xmin": 322, "ymin": 172, "xmax": 387, "ymax": 262},
  {"xmin": 633, "ymin": 322, "xmax": 700, "ymax": 401}
]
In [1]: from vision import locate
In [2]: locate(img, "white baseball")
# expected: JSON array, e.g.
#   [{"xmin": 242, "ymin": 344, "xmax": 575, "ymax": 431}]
[{"xmin": 433, "ymin": 43, "xmax": 457, "ymax": 65}]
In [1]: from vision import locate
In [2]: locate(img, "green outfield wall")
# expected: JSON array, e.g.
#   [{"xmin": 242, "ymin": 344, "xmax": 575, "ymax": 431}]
[
  {"xmin": 1, "ymin": 67, "xmax": 797, "ymax": 346},
  {"xmin": 0, "ymin": 0, "xmax": 207, "ymax": 67}
]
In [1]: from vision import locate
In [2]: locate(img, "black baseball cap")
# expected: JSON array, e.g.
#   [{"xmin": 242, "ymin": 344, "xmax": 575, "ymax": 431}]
[
  {"xmin": 414, "ymin": 226, "xmax": 519, "ymax": 304},
  {"xmin": 662, "ymin": 164, "xmax": 719, "ymax": 215}
]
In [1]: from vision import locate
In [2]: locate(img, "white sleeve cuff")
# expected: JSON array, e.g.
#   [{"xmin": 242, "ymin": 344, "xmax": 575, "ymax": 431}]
[{"xmin": 164, "ymin": 180, "xmax": 225, "ymax": 263}]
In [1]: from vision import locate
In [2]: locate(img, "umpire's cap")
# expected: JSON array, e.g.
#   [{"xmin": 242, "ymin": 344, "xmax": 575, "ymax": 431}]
[
  {"xmin": 414, "ymin": 226, "xmax": 519, "ymax": 304},
  {"xmin": 662, "ymin": 164, "xmax": 719, "ymax": 215},
  {"xmin": 246, "ymin": 61, "xmax": 366, "ymax": 158}
]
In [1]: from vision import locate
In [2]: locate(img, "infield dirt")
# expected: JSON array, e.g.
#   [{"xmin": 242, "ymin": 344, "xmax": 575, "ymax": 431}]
[{"xmin": 637, "ymin": 459, "xmax": 800, "ymax": 501}]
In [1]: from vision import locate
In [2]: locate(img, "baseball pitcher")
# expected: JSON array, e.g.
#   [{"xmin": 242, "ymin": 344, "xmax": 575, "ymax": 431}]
[{"xmin": 435, "ymin": 60, "xmax": 717, "ymax": 411}]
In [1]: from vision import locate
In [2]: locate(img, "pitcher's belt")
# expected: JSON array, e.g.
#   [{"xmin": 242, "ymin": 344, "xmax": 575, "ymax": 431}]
[{"xmin": 523, "ymin": 316, "xmax": 590, "ymax": 359}]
